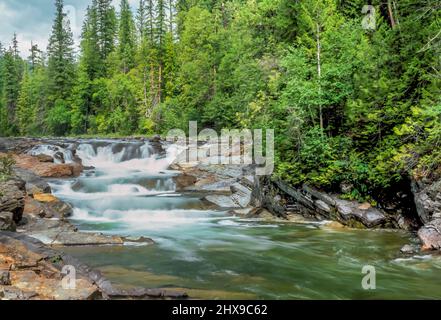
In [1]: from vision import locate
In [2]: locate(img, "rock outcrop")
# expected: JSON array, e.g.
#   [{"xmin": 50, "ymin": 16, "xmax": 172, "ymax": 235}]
[
  {"xmin": 252, "ymin": 178, "xmax": 391, "ymax": 228},
  {"xmin": 411, "ymin": 174, "xmax": 441, "ymax": 250},
  {"xmin": 11, "ymin": 153, "xmax": 83, "ymax": 178}
]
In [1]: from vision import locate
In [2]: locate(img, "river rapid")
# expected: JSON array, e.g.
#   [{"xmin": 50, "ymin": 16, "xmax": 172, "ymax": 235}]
[{"xmin": 34, "ymin": 139, "xmax": 441, "ymax": 299}]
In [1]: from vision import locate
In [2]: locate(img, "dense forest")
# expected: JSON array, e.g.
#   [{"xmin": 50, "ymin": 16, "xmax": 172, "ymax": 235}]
[{"xmin": 0, "ymin": 0, "xmax": 440, "ymax": 201}]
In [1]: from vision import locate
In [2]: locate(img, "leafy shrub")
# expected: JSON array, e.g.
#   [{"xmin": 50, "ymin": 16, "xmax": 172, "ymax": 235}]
[{"xmin": 0, "ymin": 154, "xmax": 15, "ymax": 181}]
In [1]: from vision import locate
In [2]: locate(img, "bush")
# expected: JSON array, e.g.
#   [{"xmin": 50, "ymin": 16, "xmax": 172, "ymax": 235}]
[{"xmin": 0, "ymin": 154, "xmax": 15, "ymax": 181}]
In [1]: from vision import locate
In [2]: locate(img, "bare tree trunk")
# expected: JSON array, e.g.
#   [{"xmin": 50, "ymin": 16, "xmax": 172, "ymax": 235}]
[{"xmin": 387, "ymin": 0, "xmax": 396, "ymax": 29}]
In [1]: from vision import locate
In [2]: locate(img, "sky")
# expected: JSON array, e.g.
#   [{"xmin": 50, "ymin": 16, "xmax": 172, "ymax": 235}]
[{"xmin": 0, "ymin": 0, "xmax": 139, "ymax": 58}]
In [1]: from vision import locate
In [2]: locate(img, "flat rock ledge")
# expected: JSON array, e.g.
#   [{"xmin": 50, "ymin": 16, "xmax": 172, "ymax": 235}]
[{"xmin": 0, "ymin": 232, "xmax": 186, "ymax": 300}]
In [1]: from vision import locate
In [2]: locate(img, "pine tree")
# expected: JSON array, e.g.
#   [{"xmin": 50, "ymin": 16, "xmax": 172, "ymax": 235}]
[
  {"xmin": 28, "ymin": 42, "xmax": 43, "ymax": 71},
  {"xmin": 47, "ymin": 0, "xmax": 75, "ymax": 101},
  {"xmin": 1, "ymin": 48, "xmax": 21, "ymax": 135},
  {"xmin": 118, "ymin": 0, "xmax": 136, "ymax": 73},
  {"xmin": 95, "ymin": 0, "xmax": 117, "ymax": 64}
]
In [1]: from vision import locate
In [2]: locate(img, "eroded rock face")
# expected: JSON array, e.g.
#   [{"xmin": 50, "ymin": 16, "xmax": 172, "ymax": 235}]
[
  {"xmin": 412, "ymin": 178, "xmax": 441, "ymax": 224},
  {"xmin": 252, "ymin": 179, "xmax": 391, "ymax": 228},
  {"xmin": 418, "ymin": 219, "xmax": 441, "ymax": 250}
]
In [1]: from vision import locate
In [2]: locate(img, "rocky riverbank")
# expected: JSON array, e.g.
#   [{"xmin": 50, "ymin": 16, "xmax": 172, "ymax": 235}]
[
  {"xmin": 1, "ymin": 136, "xmax": 441, "ymax": 299},
  {"xmin": 0, "ymin": 138, "xmax": 185, "ymax": 300}
]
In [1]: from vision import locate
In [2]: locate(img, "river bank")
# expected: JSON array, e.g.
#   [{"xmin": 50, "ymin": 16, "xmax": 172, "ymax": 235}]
[{"xmin": 1, "ymin": 137, "xmax": 441, "ymax": 299}]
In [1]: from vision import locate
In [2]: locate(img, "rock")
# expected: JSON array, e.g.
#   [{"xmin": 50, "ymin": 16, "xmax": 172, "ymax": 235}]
[
  {"xmin": 33, "ymin": 193, "xmax": 58, "ymax": 203},
  {"xmin": 27, "ymin": 230, "xmax": 124, "ymax": 247},
  {"xmin": 240, "ymin": 175, "xmax": 255, "ymax": 189},
  {"xmin": 418, "ymin": 219, "xmax": 441, "ymax": 250},
  {"xmin": 400, "ymin": 244, "xmax": 418, "ymax": 254},
  {"xmin": 204, "ymin": 195, "xmax": 241, "ymax": 208},
  {"xmin": 0, "ymin": 286, "xmax": 38, "ymax": 300},
  {"xmin": 121, "ymin": 236, "xmax": 155, "ymax": 245},
  {"xmin": 53, "ymin": 152, "xmax": 65, "ymax": 164},
  {"xmin": 0, "ymin": 212, "xmax": 16, "ymax": 231},
  {"xmin": 314, "ymin": 200, "xmax": 331, "ymax": 214},
  {"xmin": 229, "ymin": 207, "xmax": 254, "ymax": 216},
  {"xmin": 335, "ymin": 198, "xmax": 386, "ymax": 228},
  {"xmin": 14, "ymin": 168, "xmax": 51, "ymax": 195},
  {"xmin": 0, "ymin": 179, "xmax": 25, "ymax": 223},
  {"xmin": 411, "ymin": 177, "xmax": 441, "ymax": 224},
  {"xmin": 12, "ymin": 154, "xmax": 83, "ymax": 178},
  {"xmin": 230, "ymin": 183, "xmax": 252, "ymax": 208},
  {"xmin": 0, "ymin": 270, "xmax": 10, "ymax": 285},
  {"xmin": 174, "ymin": 174, "xmax": 197, "ymax": 189},
  {"xmin": 303, "ymin": 184, "xmax": 336, "ymax": 206},
  {"xmin": 35, "ymin": 154, "xmax": 54, "ymax": 163},
  {"xmin": 24, "ymin": 196, "xmax": 72, "ymax": 219}
]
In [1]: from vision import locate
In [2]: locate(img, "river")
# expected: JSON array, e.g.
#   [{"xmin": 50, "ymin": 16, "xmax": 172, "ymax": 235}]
[{"xmin": 35, "ymin": 139, "xmax": 441, "ymax": 299}]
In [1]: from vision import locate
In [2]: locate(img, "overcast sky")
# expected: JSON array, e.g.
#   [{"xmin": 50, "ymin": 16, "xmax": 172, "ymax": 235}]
[{"xmin": 0, "ymin": 0, "xmax": 139, "ymax": 58}]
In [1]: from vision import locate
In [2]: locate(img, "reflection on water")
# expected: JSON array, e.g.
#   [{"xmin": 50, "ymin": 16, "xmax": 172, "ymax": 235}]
[{"xmin": 48, "ymin": 140, "xmax": 441, "ymax": 299}]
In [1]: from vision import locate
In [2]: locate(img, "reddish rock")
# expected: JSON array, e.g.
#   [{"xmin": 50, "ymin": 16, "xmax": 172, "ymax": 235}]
[{"xmin": 11, "ymin": 154, "xmax": 83, "ymax": 178}]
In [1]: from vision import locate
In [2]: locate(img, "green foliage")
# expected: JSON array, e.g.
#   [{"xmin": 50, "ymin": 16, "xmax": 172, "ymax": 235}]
[
  {"xmin": 0, "ymin": 153, "xmax": 15, "ymax": 181},
  {"xmin": 46, "ymin": 99, "xmax": 71, "ymax": 136},
  {"xmin": 0, "ymin": 0, "xmax": 440, "ymax": 200}
]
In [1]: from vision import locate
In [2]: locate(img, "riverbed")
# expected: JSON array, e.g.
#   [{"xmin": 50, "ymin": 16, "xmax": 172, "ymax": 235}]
[{"xmin": 41, "ymin": 140, "xmax": 441, "ymax": 299}]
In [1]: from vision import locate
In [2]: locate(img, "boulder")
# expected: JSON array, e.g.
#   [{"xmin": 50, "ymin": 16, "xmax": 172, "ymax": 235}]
[
  {"xmin": 335, "ymin": 198, "xmax": 386, "ymax": 228},
  {"xmin": 0, "ymin": 179, "xmax": 25, "ymax": 223},
  {"xmin": 204, "ymin": 195, "xmax": 241, "ymax": 208},
  {"xmin": 12, "ymin": 154, "xmax": 83, "ymax": 178},
  {"xmin": 230, "ymin": 183, "xmax": 252, "ymax": 208},
  {"xmin": 0, "ymin": 212, "xmax": 16, "ymax": 231},
  {"xmin": 418, "ymin": 219, "xmax": 441, "ymax": 250},
  {"xmin": 14, "ymin": 168, "xmax": 51, "ymax": 195},
  {"xmin": 35, "ymin": 154, "xmax": 54, "ymax": 163},
  {"xmin": 24, "ymin": 196, "xmax": 73, "ymax": 219},
  {"xmin": 411, "ymin": 178, "xmax": 441, "ymax": 224},
  {"xmin": 174, "ymin": 174, "xmax": 197, "ymax": 189},
  {"xmin": 400, "ymin": 244, "xmax": 418, "ymax": 254}
]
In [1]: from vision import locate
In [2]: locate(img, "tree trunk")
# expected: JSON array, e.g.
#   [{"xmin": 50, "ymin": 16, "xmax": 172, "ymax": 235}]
[{"xmin": 387, "ymin": 0, "xmax": 396, "ymax": 29}]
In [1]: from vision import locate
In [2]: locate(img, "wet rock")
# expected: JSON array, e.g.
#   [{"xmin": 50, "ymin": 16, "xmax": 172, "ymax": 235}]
[
  {"xmin": 53, "ymin": 152, "xmax": 65, "ymax": 164},
  {"xmin": 230, "ymin": 183, "xmax": 252, "ymax": 208},
  {"xmin": 0, "ymin": 179, "xmax": 25, "ymax": 223},
  {"xmin": 121, "ymin": 236, "xmax": 155, "ymax": 245},
  {"xmin": 418, "ymin": 219, "xmax": 441, "ymax": 250},
  {"xmin": 400, "ymin": 244, "xmax": 418, "ymax": 254},
  {"xmin": 204, "ymin": 195, "xmax": 241, "ymax": 208},
  {"xmin": 27, "ymin": 230, "xmax": 124, "ymax": 247},
  {"xmin": 24, "ymin": 196, "xmax": 72, "ymax": 220},
  {"xmin": 14, "ymin": 168, "xmax": 51, "ymax": 195},
  {"xmin": 0, "ymin": 212, "xmax": 16, "ymax": 231},
  {"xmin": 174, "ymin": 174, "xmax": 197, "ymax": 189},
  {"xmin": 335, "ymin": 199, "xmax": 386, "ymax": 228},
  {"xmin": 229, "ymin": 207, "xmax": 254, "ymax": 216},
  {"xmin": 35, "ymin": 154, "xmax": 54, "ymax": 163}
]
